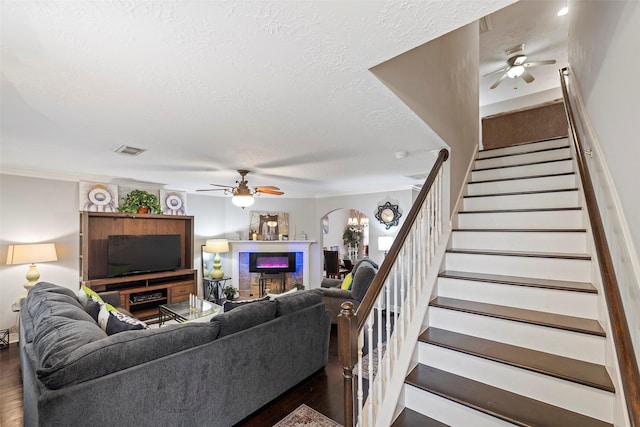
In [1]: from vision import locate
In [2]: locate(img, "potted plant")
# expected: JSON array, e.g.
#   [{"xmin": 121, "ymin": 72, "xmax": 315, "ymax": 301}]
[
  {"xmin": 223, "ymin": 285, "xmax": 237, "ymax": 301},
  {"xmin": 342, "ymin": 227, "xmax": 363, "ymax": 247},
  {"xmin": 118, "ymin": 189, "xmax": 162, "ymax": 214}
]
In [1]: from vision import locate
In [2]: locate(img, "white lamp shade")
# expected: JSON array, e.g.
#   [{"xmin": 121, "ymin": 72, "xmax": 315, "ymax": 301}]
[
  {"xmin": 204, "ymin": 239, "xmax": 229, "ymax": 254},
  {"xmin": 232, "ymin": 194, "xmax": 254, "ymax": 207},
  {"xmin": 6, "ymin": 243, "xmax": 57, "ymax": 265},
  {"xmin": 378, "ymin": 236, "xmax": 393, "ymax": 252}
]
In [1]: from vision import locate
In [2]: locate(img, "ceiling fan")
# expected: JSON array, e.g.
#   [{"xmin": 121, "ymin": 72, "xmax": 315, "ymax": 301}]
[
  {"xmin": 197, "ymin": 169, "xmax": 284, "ymax": 208},
  {"xmin": 484, "ymin": 54, "xmax": 556, "ymax": 89}
]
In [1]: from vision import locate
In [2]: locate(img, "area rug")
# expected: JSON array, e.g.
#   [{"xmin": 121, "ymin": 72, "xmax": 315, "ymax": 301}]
[
  {"xmin": 358, "ymin": 343, "xmax": 386, "ymax": 381},
  {"xmin": 273, "ymin": 404, "xmax": 342, "ymax": 427}
]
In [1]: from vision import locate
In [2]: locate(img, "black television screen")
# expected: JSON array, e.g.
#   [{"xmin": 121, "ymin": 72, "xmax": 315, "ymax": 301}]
[{"xmin": 107, "ymin": 234, "xmax": 181, "ymax": 277}]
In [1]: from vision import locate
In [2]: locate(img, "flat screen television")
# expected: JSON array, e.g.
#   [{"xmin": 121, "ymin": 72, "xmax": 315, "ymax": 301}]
[{"xmin": 107, "ymin": 234, "xmax": 181, "ymax": 278}]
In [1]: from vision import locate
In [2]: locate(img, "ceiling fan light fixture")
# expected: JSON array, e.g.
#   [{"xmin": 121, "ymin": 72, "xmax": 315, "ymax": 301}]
[
  {"xmin": 507, "ymin": 65, "xmax": 525, "ymax": 78},
  {"xmin": 232, "ymin": 194, "xmax": 254, "ymax": 208},
  {"xmin": 557, "ymin": 7, "xmax": 568, "ymax": 16}
]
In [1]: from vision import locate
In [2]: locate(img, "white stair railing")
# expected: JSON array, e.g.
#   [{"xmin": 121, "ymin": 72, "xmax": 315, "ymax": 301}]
[{"xmin": 338, "ymin": 148, "xmax": 450, "ymax": 427}]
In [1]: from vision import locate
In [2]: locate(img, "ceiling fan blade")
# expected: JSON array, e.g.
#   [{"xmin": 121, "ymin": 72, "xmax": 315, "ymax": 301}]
[
  {"xmin": 523, "ymin": 59, "xmax": 556, "ymax": 68},
  {"xmin": 482, "ymin": 66, "xmax": 509, "ymax": 78},
  {"xmin": 196, "ymin": 188, "xmax": 227, "ymax": 192},
  {"xmin": 255, "ymin": 185, "xmax": 281, "ymax": 191},
  {"xmin": 521, "ymin": 69, "xmax": 535, "ymax": 83},
  {"xmin": 490, "ymin": 72, "xmax": 509, "ymax": 89},
  {"xmin": 209, "ymin": 183, "xmax": 233, "ymax": 188},
  {"xmin": 256, "ymin": 188, "xmax": 284, "ymax": 195}
]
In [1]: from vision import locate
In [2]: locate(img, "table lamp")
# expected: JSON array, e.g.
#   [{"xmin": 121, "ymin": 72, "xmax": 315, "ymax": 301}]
[
  {"xmin": 204, "ymin": 239, "xmax": 229, "ymax": 279},
  {"xmin": 378, "ymin": 236, "xmax": 393, "ymax": 257},
  {"xmin": 6, "ymin": 243, "xmax": 58, "ymax": 297}
]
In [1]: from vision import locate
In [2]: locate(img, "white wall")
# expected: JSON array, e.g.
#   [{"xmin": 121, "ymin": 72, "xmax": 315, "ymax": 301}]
[
  {"xmin": 480, "ymin": 87, "xmax": 563, "ymax": 118},
  {"xmin": 568, "ymin": 0, "xmax": 640, "ymax": 357}
]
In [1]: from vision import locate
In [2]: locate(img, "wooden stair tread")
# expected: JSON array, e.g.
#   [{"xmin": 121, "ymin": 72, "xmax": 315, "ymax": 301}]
[
  {"xmin": 405, "ymin": 365, "xmax": 613, "ymax": 427},
  {"xmin": 420, "ymin": 328, "xmax": 614, "ymax": 392},
  {"xmin": 458, "ymin": 206, "xmax": 581, "ymax": 214},
  {"xmin": 438, "ymin": 270, "xmax": 597, "ymax": 293},
  {"xmin": 464, "ymin": 187, "xmax": 578, "ymax": 198},
  {"xmin": 474, "ymin": 156, "xmax": 572, "ymax": 172},
  {"xmin": 479, "ymin": 136, "xmax": 568, "ymax": 154},
  {"xmin": 446, "ymin": 248, "xmax": 591, "ymax": 261},
  {"xmin": 469, "ymin": 171, "xmax": 574, "ymax": 185},
  {"xmin": 477, "ymin": 145, "xmax": 570, "ymax": 161},
  {"xmin": 429, "ymin": 297, "xmax": 605, "ymax": 336},
  {"xmin": 391, "ymin": 408, "xmax": 449, "ymax": 427},
  {"xmin": 453, "ymin": 228, "xmax": 586, "ymax": 233}
]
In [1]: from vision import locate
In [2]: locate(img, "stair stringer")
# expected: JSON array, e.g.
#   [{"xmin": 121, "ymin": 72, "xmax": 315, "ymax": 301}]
[
  {"xmin": 567, "ymin": 135, "xmax": 633, "ymax": 427},
  {"xmin": 371, "ymin": 228, "xmax": 451, "ymax": 427}
]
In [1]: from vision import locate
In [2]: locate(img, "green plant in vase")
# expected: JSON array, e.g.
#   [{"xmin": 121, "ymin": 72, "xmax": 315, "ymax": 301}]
[
  {"xmin": 118, "ymin": 189, "xmax": 162, "ymax": 214},
  {"xmin": 223, "ymin": 285, "xmax": 237, "ymax": 301}
]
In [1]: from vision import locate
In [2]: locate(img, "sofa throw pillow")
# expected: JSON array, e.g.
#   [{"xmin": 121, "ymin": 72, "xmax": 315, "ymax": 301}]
[
  {"xmin": 78, "ymin": 285, "xmax": 103, "ymax": 306},
  {"xmin": 223, "ymin": 296, "xmax": 269, "ymax": 312},
  {"xmin": 340, "ymin": 273, "xmax": 353, "ymax": 290},
  {"xmin": 84, "ymin": 297, "xmax": 102, "ymax": 323},
  {"xmin": 98, "ymin": 303, "xmax": 147, "ymax": 335}
]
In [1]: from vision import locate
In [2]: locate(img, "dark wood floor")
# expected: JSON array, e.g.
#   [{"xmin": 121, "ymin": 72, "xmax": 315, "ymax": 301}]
[{"xmin": 0, "ymin": 326, "xmax": 343, "ymax": 427}]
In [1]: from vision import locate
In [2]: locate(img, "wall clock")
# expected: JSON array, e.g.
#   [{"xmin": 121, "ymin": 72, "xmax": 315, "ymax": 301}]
[{"xmin": 375, "ymin": 202, "xmax": 402, "ymax": 230}]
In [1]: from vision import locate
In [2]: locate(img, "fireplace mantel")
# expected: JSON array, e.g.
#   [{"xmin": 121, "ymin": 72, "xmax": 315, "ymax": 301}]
[{"xmin": 229, "ymin": 240, "xmax": 317, "ymax": 290}]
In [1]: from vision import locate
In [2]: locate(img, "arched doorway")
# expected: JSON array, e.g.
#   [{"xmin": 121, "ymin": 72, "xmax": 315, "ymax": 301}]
[{"xmin": 320, "ymin": 208, "xmax": 369, "ymax": 275}]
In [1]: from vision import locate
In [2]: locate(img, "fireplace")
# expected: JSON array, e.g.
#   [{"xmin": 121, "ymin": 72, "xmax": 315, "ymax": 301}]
[{"xmin": 249, "ymin": 252, "xmax": 297, "ymax": 273}]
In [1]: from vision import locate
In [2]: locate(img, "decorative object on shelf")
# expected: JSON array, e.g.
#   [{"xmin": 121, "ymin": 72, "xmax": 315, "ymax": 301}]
[
  {"xmin": 160, "ymin": 190, "xmax": 187, "ymax": 215},
  {"xmin": 249, "ymin": 211, "xmax": 289, "ymax": 241},
  {"xmin": 375, "ymin": 201, "xmax": 402, "ymax": 229},
  {"xmin": 223, "ymin": 284, "xmax": 237, "ymax": 301},
  {"xmin": 204, "ymin": 239, "xmax": 229, "ymax": 280},
  {"xmin": 118, "ymin": 189, "xmax": 162, "ymax": 214},
  {"xmin": 378, "ymin": 235, "xmax": 393, "ymax": 256},
  {"xmin": 79, "ymin": 181, "xmax": 118, "ymax": 212},
  {"xmin": 197, "ymin": 169, "xmax": 284, "ymax": 208},
  {"xmin": 6, "ymin": 243, "xmax": 58, "ymax": 298}
]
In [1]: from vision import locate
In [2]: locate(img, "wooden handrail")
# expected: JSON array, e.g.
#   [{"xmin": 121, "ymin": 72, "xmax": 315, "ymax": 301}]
[
  {"xmin": 338, "ymin": 148, "xmax": 449, "ymax": 427},
  {"xmin": 559, "ymin": 67, "xmax": 640, "ymax": 426}
]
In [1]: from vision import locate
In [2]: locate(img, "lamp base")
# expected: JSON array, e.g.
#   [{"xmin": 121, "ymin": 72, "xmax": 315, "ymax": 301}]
[
  {"xmin": 211, "ymin": 253, "xmax": 224, "ymax": 280},
  {"xmin": 21, "ymin": 264, "xmax": 41, "ymax": 299}
]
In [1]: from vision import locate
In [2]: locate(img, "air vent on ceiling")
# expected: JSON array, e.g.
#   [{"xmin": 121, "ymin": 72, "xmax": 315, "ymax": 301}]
[
  {"xmin": 114, "ymin": 145, "xmax": 146, "ymax": 156},
  {"xmin": 479, "ymin": 16, "xmax": 492, "ymax": 34}
]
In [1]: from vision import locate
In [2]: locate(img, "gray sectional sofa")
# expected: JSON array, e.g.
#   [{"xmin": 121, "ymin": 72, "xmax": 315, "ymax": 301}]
[{"xmin": 20, "ymin": 282, "xmax": 331, "ymax": 427}]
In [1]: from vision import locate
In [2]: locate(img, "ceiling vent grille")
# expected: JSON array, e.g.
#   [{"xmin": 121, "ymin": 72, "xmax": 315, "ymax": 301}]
[{"xmin": 114, "ymin": 145, "xmax": 146, "ymax": 156}]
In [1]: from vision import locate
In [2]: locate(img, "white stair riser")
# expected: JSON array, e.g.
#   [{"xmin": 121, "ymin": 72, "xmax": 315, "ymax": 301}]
[
  {"xmin": 445, "ymin": 252, "xmax": 591, "ymax": 282},
  {"xmin": 457, "ymin": 209, "xmax": 583, "ymax": 229},
  {"xmin": 478, "ymin": 139, "xmax": 569, "ymax": 159},
  {"xmin": 463, "ymin": 190, "xmax": 580, "ymax": 211},
  {"xmin": 472, "ymin": 159, "xmax": 574, "ymax": 182},
  {"xmin": 437, "ymin": 278, "xmax": 598, "ymax": 318},
  {"xmin": 451, "ymin": 230, "xmax": 587, "ymax": 253},
  {"xmin": 428, "ymin": 307, "xmax": 605, "ymax": 364},
  {"xmin": 475, "ymin": 148, "xmax": 571, "ymax": 169},
  {"xmin": 404, "ymin": 385, "xmax": 516, "ymax": 427},
  {"xmin": 467, "ymin": 174, "xmax": 576, "ymax": 195},
  {"xmin": 418, "ymin": 344, "xmax": 614, "ymax": 422}
]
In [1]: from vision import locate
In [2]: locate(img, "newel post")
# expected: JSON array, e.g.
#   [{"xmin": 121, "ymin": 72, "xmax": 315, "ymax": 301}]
[{"xmin": 338, "ymin": 301, "xmax": 357, "ymax": 427}]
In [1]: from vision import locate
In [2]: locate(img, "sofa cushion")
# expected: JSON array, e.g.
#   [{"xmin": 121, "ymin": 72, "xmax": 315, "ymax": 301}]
[
  {"xmin": 275, "ymin": 289, "xmax": 323, "ymax": 317},
  {"xmin": 211, "ymin": 300, "xmax": 277, "ymax": 338},
  {"xmin": 36, "ymin": 322, "xmax": 220, "ymax": 389},
  {"xmin": 350, "ymin": 263, "xmax": 377, "ymax": 302},
  {"xmin": 28, "ymin": 290, "xmax": 95, "ymax": 332},
  {"xmin": 29, "ymin": 281, "xmax": 78, "ymax": 300},
  {"xmin": 33, "ymin": 315, "xmax": 108, "ymax": 372},
  {"xmin": 223, "ymin": 296, "xmax": 269, "ymax": 312}
]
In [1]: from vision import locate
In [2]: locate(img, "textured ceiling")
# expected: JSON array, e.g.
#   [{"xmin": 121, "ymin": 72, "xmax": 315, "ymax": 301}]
[{"xmin": 1, "ymin": 0, "xmax": 547, "ymax": 198}]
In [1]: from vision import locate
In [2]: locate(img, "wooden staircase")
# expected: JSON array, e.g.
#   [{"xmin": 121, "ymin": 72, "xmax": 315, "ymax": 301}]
[{"xmin": 392, "ymin": 137, "xmax": 617, "ymax": 426}]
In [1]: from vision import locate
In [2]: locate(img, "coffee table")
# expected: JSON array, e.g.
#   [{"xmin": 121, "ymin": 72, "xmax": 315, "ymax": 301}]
[{"xmin": 158, "ymin": 299, "xmax": 222, "ymax": 326}]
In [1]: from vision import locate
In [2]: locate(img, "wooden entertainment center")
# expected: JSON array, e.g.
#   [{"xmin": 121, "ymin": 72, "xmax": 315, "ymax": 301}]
[{"xmin": 80, "ymin": 212, "xmax": 196, "ymax": 320}]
